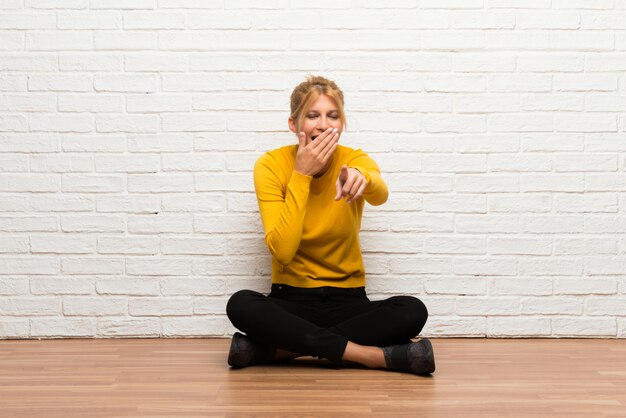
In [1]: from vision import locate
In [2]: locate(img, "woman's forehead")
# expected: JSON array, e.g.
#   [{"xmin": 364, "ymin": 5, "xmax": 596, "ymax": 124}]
[{"xmin": 308, "ymin": 94, "xmax": 338, "ymax": 111}]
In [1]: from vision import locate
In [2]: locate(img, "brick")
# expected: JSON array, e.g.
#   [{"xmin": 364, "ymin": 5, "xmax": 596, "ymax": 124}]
[
  {"xmin": 26, "ymin": 0, "xmax": 87, "ymax": 6},
  {"xmin": 0, "ymin": 114, "xmax": 27, "ymax": 132},
  {"xmin": 554, "ymin": 278, "xmax": 616, "ymax": 295},
  {"xmin": 30, "ymin": 114, "xmax": 93, "ymax": 133},
  {"xmin": 95, "ymin": 155, "xmax": 159, "ymax": 173},
  {"xmin": 586, "ymin": 174, "xmax": 626, "ymax": 191},
  {"xmin": 1, "ymin": 94, "xmax": 52, "ymax": 112},
  {"xmin": 127, "ymin": 215, "xmax": 192, "ymax": 234},
  {"xmin": 554, "ymin": 238, "xmax": 616, "ymax": 255},
  {"xmin": 0, "ymin": 215, "xmax": 58, "ymax": 231},
  {"xmin": 31, "ymin": 277, "xmax": 93, "ymax": 295},
  {"xmin": 194, "ymin": 173, "xmax": 252, "ymax": 192},
  {"xmin": 58, "ymin": 94, "xmax": 123, "ymax": 112},
  {"xmin": 456, "ymin": 134, "xmax": 519, "ymax": 153},
  {"xmin": 26, "ymin": 31, "xmax": 92, "ymax": 51},
  {"xmin": 0, "ymin": 154, "xmax": 28, "ymax": 172},
  {"xmin": 456, "ymin": 215, "xmax": 518, "ymax": 233},
  {"xmin": 0, "ymin": 74, "xmax": 26, "ymax": 91},
  {"xmin": 127, "ymin": 134, "xmax": 193, "ymax": 152},
  {"xmin": 161, "ymin": 277, "xmax": 225, "ymax": 296},
  {"xmin": 30, "ymin": 155, "xmax": 93, "ymax": 172},
  {"xmin": 161, "ymin": 194, "xmax": 225, "ymax": 213},
  {"xmin": 1, "ymin": 54, "xmax": 57, "ymax": 71},
  {"xmin": 0, "ymin": 13, "xmax": 55, "ymax": 29},
  {"xmin": 62, "ymin": 257, "xmax": 124, "ymax": 275},
  {"xmin": 388, "ymin": 174, "xmax": 451, "ymax": 192},
  {"xmin": 194, "ymin": 214, "xmax": 260, "ymax": 234},
  {"xmin": 585, "ymin": 297, "xmax": 626, "ymax": 315},
  {"xmin": 126, "ymin": 258, "xmax": 192, "ymax": 276},
  {"xmin": 552, "ymin": 317, "xmax": 616, "ymax": 337},
  {"xmin": 584, "ymin": 215, "xmax": 626, "ymax": 233},
  {"xmin": 123, "ymin": 12, "xmax": 185, "ymax": 29},
  {"xmin": 61, "ymin": 215, "xmax": 125, "ymax": 233},
  {"xmin": 487, "ymin": 317, "xmax": 551, "ymax": 337},
  {"xmin": 96, "ymin": 278, "xmax": 159, "ymax": 296},
  {"xmin": 62, "ymin": 174, "xmax": 123, "ymax": 193},
  {"xmin": 30, "ymin": 195, "xmax": 95, "ymax": 212},
  {"xmin": 520, "ymin": 174, "xmax": 584, "ymax": 192},
  {"xmin": 189, "ymin": 12, "xmax": 252, "ymax": 29},
  {"xmin": 0, "ymin": 195, "xmax": 28, "ymax": 212},
  {"xmin": 63, "ymin": 296, "xmax": 126, "ymax": 315},
  {"xmin": 389, "ymin": 256, "xmax": 451, "ymax": 274},
  {"xmin": 360, "ymin": 233, "xmax": 422, "ymax": 254},
  {"xmin": 62, "ymin": 135, "xmax": 125, "ymax": 152},
  {"xmin": 0, "ymin": 257, "xmax": 59, "ymax": 274},
  {"xmin": 192, "ymin": 257, "xmax": 257, "ymax": 276},
  {"xmin": 521, "ymin": 94, "xmax": 583, "ymax": 111},
  {"xmin": 489, "ymin": 154, "xmax": 552, "ymax": 172},
  {"xmin": 97, "ymin": 236, "xmax": 159, "ymax": 255},
  {"xmin": 94, "ymin": 74, "xmax": 157, "ymax": 93},
  {"xmin": 90, "ymin": 0, "xmax": 154, "ymax": 9},
  {"xmin": 161, "ymin": 113, "xmax": 227, "ymax": 132},
  {"xmin": 520, "ymin": 258, "xmax": 583, "ymax": 275},
  {"xmin": 98, "ymin": 318, "xmax": 160, "ymax": 336},
  {"xmin": 0, "ymin": 237, "xmax": 29, "ymax": 253},
  {"xmin": 457, "ymin": 297, "xmax": 520, "ymax": 315},
  {"xmin": 96, "ymin": 195, "xmax": 159, "ymax": 213},
  {"xmin": 60, "ymin": 54, "xmax": 123, "ymax": 71},
  {"xmin": 1, "ymin": 174, "xmax": 60, "ymax": 192},
  {"xmin": 423, "ymin": 194, "xmax": 486, "ymax": 213},
  {"xmin": 554, "ymin": 194, "xmax": 618, "ymax": 213},
  {"xmin": 426, "ymin": 317, "xmax": 486, "ymax": 337},
  {"xmin": 456, "ymin": 174, "xmax": 518, "ymax": 192},
  {"xmin": 128, "ymin": 174, "xmax": 193, "ymax": 193},
  {"xmin": 0, "ymin": 320, "xmax": 29, "ymax": 338},
  {"xmin": 522, "ymin": 133, "xmax": 584, "ymax": 152},
  {"xmin": 31, "ymin": 318, "xmax": 95, "ymax": 337},
  {"xmin": 57, "ymin": 11, "xmax": 120, "ymax": 29},
  {"xmin": 162, "ymin": 317, "xmax": 226, "ymax": 336},
  {"xmin": 585, "ymin": 257, "xmax": 626, "ymax": 275},
  {"xmin": 489, "ymin": 237, "xmax": 552, "ymax": 255},
  {"xmin": 31, "ymin": 235, "xmax": 96, "ymax": 254},
  {"xmin": 95, "ymin": 31, "xmax": 157, "ymax": 50},
  {"xmin": 125, "ymin": 53, "xmax": 188, "ymax": 72},
  {"xmin": 161, "ymin": 237, "xmax": 226, "ymax": 255},
  {"xmin": 96, "ymin": 114, "xmax": 158, "ymax": 133},
  {"xmin": 425, "ymin": 236, "xmax": 486, "ymax": 254},
  {"xmin": 424, "ymin": 75, "xmax": 485, "ymax": 92}
]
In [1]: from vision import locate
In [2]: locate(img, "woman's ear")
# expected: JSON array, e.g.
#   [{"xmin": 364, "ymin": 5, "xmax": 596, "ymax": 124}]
[{"xmin": 288, "ymin": 117, "xmax": 297, "ymax": 134}]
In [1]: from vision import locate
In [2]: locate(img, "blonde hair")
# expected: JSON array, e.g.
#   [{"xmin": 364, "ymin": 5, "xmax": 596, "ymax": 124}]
[{"xmin": 290, "ymin": 75, "xmax": 346, "ymax": 130}]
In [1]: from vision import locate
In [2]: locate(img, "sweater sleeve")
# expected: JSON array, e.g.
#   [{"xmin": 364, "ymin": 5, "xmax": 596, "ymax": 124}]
[
  {"xmin": 347, "ymin": 148, "xmax": 389, "ymax": 206},
  {"xmin": 253, "ymin": 154, "xmax": 312, "ymax": 266}
]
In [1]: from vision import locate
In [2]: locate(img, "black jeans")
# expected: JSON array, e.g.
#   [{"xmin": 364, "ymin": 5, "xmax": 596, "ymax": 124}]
[{"xmin": 226, "ymin": 284, "xmax": 429, "ymax": 366}]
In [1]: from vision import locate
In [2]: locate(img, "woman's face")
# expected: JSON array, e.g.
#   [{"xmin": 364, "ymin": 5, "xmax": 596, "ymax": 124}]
[{"xmin": 289, "ymin": 94, "xmax": 343, "ymax": 143}]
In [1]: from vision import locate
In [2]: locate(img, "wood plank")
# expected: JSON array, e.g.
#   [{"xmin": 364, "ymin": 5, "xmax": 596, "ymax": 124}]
[{"xmin": 0, "ymin": 338, "xmax": 625, "ymax": 417}]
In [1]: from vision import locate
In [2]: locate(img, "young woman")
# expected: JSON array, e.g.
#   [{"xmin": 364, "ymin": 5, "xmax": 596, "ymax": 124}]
[{"xmin": 226, "ymin": 75, "xmax": 435, "ymax": 375}]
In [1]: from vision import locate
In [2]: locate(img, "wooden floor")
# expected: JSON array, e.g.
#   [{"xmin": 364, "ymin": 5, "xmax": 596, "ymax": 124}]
[{"xmin": 1, "ymin": 338, "xmax": 625, "ymax": 417}]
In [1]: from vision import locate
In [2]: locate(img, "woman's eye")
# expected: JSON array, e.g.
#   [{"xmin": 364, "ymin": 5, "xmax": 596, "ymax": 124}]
[
  {"xmin": 329, "ymin": 115, "xmax": 339, "ymax": 120},
  {"xmin": 307, "ymin": 114, "xmax": 317, "ymax": 119}
]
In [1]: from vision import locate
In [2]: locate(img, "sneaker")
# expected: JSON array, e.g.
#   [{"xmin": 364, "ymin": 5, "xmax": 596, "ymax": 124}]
[
  {"xmin": 227, "ymin": 332, "xmax": 275, "ymax": 368},
  {"xmin": 382, "ymin": 338, "xmax": 436, "ymax": 375}
]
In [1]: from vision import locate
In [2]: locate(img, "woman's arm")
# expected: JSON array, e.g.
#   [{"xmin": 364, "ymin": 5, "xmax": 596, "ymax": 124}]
[
  {"xmin": 254, "ymin": 155, "xmax": 311, "ymax": 266},
  {"xmin": 346, "ymin": 149, "xmax": 389, "ymax": 206}
]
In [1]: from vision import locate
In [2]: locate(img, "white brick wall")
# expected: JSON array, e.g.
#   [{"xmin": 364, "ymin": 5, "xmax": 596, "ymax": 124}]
[{"xmin": 1, "ymin": 2, "xmax": 625, "ymax": 339}]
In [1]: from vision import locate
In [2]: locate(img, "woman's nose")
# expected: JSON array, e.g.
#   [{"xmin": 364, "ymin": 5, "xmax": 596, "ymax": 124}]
[{"xmin": 317, "ymin": 118, "xmax": 329, "ymax": 130}]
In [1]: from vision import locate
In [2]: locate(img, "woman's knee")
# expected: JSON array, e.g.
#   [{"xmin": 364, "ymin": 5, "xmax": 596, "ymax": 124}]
[
  {"xmin": 392, "ymin": 295, "xmax": 429, "ymax": 335},
  {"xmin": 226, "ymin": 289, "xmax": 262, "ymax": 324}
]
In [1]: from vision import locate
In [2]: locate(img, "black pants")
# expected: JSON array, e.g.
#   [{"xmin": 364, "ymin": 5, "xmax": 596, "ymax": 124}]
[{"xmin": 226, "ymin": 284, "xmax": 429, "ymax": 366}]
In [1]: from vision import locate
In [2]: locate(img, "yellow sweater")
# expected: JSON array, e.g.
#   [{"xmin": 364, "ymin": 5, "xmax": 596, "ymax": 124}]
[{"xmin": 253, "ymin": 144, "xmax": 389, "ymax": 288}]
